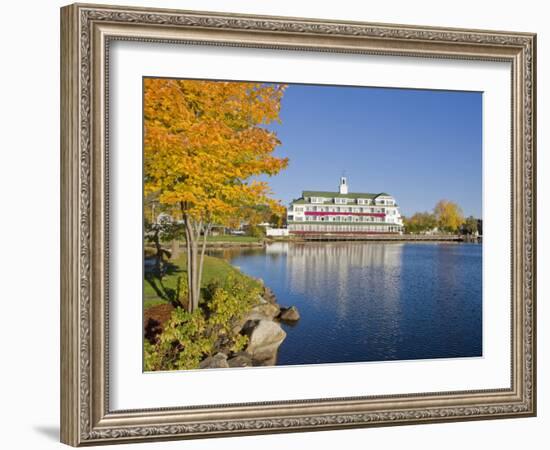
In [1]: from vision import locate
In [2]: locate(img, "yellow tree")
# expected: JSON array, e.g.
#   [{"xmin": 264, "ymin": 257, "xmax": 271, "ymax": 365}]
[
  {"xmin": 144, "ymin": 78, "xmax": 288, "ymax": 312},
  {"xmin": 433, "ymin": 200, "xmax": 464, "ymax": 233}
]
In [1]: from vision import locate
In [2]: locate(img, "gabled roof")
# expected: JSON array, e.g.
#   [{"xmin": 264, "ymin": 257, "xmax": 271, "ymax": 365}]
[{"xmin": 301, "ymin": 190, "xmax": 391, "ymax": 199}]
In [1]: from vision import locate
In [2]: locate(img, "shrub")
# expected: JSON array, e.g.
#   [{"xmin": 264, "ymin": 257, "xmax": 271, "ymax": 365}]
[
  {"xmin": 247, "ymin": 224, "xmax": 266, "ymax": 238},
  {"xmin": 144, "ymin": 274, "xmax": 261, "ymax": 371}
]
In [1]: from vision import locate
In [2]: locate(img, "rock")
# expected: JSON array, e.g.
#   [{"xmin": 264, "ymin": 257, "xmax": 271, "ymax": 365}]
[
  {"xmin": 279, "ymin": 306, "xmax": 300, "ymax": 322},
  {"xmin": 227, "ymin": 352, "xmax": 253, "ymax": 368},
  {"xmin": 232, "ymin": 302, "xmax": 280, "ymax": 335},
  {"xmin": 253, "ymin": 354, "xmax": 278, "ymax": 366},
  {"xmin": 199, "ymin": 353, "xmax": 229, "ymax": 369},
  {"xmin": 263, "ymin": 287, "xmax": 277, "ymax": 304},
  {"xmin": 245, "ymin": 320, "xmax": 286, "ymax": 361},
  {"xmin": 241, "ymin": 319, "xmax": 259, "ymax": 336},
  {"xmin": 245, "ymin": 303, "xmax": 280, "ymax": 321}
]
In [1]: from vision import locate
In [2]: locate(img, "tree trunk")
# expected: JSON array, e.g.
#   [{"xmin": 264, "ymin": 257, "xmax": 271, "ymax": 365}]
[
  {"xmin": 185, "ymin": 219, "xmax": 199, "ymax": 312},
  {"xmin": 190, "ymin": 229, "xmax": 200, "ymax": 311},
  {"xmin": 182, "ymin": 223, "xmax": 192, "ymax": 311},
  {"xmin": 180, "ymin": 204, "xmax": 212, "ymax": 313},
  {"xmin": 153, "ymin": 227, "xmax": 163, "ymax": 279},
  {"xmin": 197, "ymin": 224, "xmax": 211, "ymax": 298}
]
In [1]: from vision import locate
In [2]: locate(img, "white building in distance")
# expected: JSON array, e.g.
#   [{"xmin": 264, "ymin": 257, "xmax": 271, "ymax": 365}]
[{"xmin": 287, "ymin": 177, "xmax": 404, "ymax": 235}]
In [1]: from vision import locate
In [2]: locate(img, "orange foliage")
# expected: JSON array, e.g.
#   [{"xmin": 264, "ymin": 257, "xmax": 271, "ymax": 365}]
[{"xmin": 144, "ymin": 78, "xmax": 288, "ymax": 226}]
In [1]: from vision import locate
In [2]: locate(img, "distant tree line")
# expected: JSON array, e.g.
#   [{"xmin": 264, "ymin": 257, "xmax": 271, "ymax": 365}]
[{"xmin": 403, "ymin": 200, "xmax": 481, "ymax": 235}]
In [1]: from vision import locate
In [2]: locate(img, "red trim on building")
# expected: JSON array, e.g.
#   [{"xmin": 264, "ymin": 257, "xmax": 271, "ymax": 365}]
[
  {"xmin": 304, "ymin": 211, "xmax": 386, "ymax": 218},
  {"xmin": 291, "ymin": 230, "xmax": 400, "ymax": 235}
]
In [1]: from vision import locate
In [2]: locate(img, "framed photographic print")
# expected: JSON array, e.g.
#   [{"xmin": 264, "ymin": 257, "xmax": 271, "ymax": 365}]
[{"xmin": 60, "ymin": 3, "xmax": 537, "ymax": 446}]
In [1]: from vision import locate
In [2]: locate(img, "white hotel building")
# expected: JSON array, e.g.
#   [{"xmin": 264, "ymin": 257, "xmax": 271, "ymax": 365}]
[{"xmin": 287, "ymin": 177, "xmax": 404, "ymax": 235}]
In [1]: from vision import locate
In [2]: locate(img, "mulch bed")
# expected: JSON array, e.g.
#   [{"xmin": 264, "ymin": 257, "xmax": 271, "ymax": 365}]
[{"xmin": 144, "ymin": 303, "xmax": 175, "ymax": 344}]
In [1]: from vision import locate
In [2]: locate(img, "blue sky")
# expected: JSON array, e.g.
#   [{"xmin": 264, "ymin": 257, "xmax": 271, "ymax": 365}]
[{"xmin": 264, "ymin": 84, "xmax": 482, "ymax": 218}]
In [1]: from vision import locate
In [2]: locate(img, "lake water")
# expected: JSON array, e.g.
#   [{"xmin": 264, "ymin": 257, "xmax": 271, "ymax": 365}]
[{"xmin": 213, "ymin": 242, "xmax": 482, "ymax": 366}]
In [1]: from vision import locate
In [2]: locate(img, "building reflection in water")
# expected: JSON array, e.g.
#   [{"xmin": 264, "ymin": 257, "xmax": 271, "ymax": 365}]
[{"xmin": 268, "ymin": 242, "xmax": 403, "ymax": 318}]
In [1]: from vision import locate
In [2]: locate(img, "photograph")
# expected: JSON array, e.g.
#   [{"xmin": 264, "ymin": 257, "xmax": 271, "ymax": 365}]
[{"xmin": 142, "ymin": 77, "xmax": 483, "ymax": 371}]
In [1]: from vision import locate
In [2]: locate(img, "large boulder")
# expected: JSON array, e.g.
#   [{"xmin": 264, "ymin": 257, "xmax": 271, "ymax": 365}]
[
  {"xmin": 262, "ymin": 287, "xmax": 277, "ymax": 304},
  {"xmin": 245, "ymin": 303, "xmax": 280, "ymax": 321},
  {"xmin": 244, "ymin": 320, "xmax": 286, "ymax": 362},
  {"xmin": 231, "ymin": 302, "xmax": 280, "ymax": 335},
  {"xmin": 279, "ymin": 306, "xmax": 300, "ymax": 322},
  {"xmin": 227, "ymin": 352, "xmax": 253, "ymax": 368},
  {"xmin": 199, "ymin": 353, "xmax": 229, "ymax": 369}
]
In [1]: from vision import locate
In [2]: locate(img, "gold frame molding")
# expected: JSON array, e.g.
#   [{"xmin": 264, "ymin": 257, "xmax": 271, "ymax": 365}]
[{"xmin": 60, "ymin": 3, "xmax": 537, "ymax": 446}]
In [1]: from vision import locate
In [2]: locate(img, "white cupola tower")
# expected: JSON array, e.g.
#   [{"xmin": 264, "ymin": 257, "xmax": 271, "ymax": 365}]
[{"xmin": 339, "ymin": 176, "xmax": 348, "ymax": 194}]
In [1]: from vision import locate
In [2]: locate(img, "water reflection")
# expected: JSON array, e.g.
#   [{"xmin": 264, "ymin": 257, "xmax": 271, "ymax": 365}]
[
  {"xmin": 278, "ymin": 242, "xmax": 404, "ymax": 320},
  {"xmin": 214, "ymin": 242, "xmax": 482, "ymax": 366}
]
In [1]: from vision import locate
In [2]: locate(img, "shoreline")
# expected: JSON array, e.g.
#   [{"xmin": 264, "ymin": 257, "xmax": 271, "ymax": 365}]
[
  {"xmin": 205, "ymin": 234, "xmax": 481, "ymax": 247},
  {"xmin": 162, "ymin": 234, "xmax": 482, "ymax": 254}
]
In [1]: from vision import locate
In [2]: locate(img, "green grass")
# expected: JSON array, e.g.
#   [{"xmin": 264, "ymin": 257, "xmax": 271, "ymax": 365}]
[
  {"xmin": 144, "ymin": 253, "xmax": 261, "ymax": 310},
  {"xmin": 205, "ymin": 235, "xmax": 261, "ymax": 243}
]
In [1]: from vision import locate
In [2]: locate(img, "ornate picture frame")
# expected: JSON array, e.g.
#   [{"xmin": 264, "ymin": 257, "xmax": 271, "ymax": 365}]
[{"xmin": 60, "ymin": 3, "xmax": 536, "ymax": 446}]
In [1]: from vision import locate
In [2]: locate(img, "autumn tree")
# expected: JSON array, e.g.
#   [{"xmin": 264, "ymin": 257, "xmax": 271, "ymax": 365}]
[
  {"xmin": 403, "ymin": 212, "xmax": 437, "ymax": 234},
  {"xmin": 144, "ymin": 78, "xmax": 288, "ymax": 312},
  {"xmin": 144, "ymin": 193, "xmax": 185, "ymax": 278},
  {"xmin": 270, "ymin": 209, "xmax": 286, "ymax": 228},
  {"xmin": 461, "ymin": 215, "xmax": 480, "ymax": 235},
  {"xmin": 433, "ymin": 200, "xmax": 464, "ymax": 233}
]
